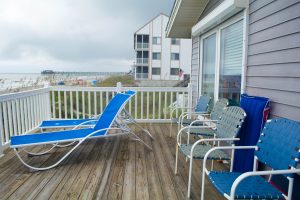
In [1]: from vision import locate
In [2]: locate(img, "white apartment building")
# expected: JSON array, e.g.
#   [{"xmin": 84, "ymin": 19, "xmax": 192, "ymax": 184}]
[{"xmin": 133, "ymin": 13, "xmax": 192, "ymax": 81}]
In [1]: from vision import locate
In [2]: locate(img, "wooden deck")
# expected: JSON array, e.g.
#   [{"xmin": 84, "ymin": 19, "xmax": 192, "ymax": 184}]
[{"xmin": 0, "ymin": 124, "xmax": 227, "ymax": 200}]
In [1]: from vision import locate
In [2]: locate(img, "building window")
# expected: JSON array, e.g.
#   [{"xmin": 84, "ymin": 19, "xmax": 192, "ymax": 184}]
[
  {"xmin": 152, "ymin": 68, "xmax": 161, "ymax": 75},
  {"xmin": 170, "ymin": 68, "xmax": 179, "ymax": 75},
  {"xmin": 171, "ymin": 53, "xmax": 180, "ymax": 60},
  {"xmin": 171, "ymin": 38, "xmax": 180, "ymax": 45},
  {"xmin": 219, "ymin": 20, "xmax": 243, "ymax": 104},
  {"xmin": 153, "ymin": 37, "xmax": 161, "ymax": 45},
  {"xmin": 200, "ymin": 18, "xmax": 244, "ymax": 105},
  {"xmin": 152, "ymin": 52, "xmax": 161, "ymax": 60}
]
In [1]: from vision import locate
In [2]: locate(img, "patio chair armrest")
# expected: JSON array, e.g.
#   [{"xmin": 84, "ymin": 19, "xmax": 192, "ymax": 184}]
[
  {"xmin": 191, "ymin": 138, "xmax": 241, "ymax": 157},
  {"xmin": 189, "ymin": 119, "xmax": 218, "ymax": 126},
  {"xmin": 230, "ymin": 168, "xmax": 300, "ymax": 200}
]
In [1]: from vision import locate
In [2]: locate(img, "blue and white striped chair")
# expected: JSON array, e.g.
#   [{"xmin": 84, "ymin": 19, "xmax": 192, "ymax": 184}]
[{"xmin": 201, "ymin": 118, "xmax": 300, "ymax": 200}]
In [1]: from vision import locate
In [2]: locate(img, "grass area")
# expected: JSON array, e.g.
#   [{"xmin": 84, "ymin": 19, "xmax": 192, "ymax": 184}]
[{"xmin": 97, "ymin": 75, "xmax": 135, "ymax": 87}]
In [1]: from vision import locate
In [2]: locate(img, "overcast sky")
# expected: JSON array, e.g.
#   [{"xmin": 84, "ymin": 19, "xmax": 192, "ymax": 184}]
[{"xmin": 0, "ymin": 0, "xmax": 174, "ymax": 73}]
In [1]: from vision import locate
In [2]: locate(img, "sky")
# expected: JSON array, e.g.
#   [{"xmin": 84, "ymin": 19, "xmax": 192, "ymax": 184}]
[{"xmin": 0, "ymin": 0, "xmax": 174, "ymax": 73}]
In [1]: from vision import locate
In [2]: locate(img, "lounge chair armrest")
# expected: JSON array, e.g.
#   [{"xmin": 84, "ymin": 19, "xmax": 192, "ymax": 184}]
[
  {"xmin": 230, "ymin": 168, "xmax": 300, "ymax": 200},
  {"xmin": 73, "ymin": 119, "xmax": 99, "ymax": 130}
]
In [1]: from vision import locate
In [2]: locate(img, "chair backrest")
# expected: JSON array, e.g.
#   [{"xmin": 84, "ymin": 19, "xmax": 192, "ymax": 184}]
[
  {"xmin": 210, "ymin": 98, "xmax": 229, "ymax": 121},
  {"xmin": 255, "ymin": 118, "xmax": 300, "ymax": 177},
  {"xmin": 93, "ymin": 91, "xmax": 136, "ymax": 133},
  {"xmin": 216, "ymin": 106, "xmax": 246, "ymax": 140},
  {"xmin": 194, "ymin": 95, "xmax": 211, "ymax": 112}
]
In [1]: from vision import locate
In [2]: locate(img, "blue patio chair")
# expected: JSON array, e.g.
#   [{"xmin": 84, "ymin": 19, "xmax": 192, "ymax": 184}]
[
  {"xmin": 175, "ymin": 106, "xmax": 246, "ymax": 198},
  {"xmin": 201, "ymin": 118, "xmax": 300, "ymax": 200},
  {"xmin": 169, "ymin": 95, "xmax": 211, "ymax": 137},
  {"xmin": 38, "ymin": 90, "xmax": 152, "ymax": 139},
  {"xmin": 10, "ymin": 91, "xmax": 153, "ymax": 171}
]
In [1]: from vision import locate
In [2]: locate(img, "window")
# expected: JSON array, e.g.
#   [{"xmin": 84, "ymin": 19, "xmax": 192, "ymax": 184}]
[
  {"xmin": 152, "ymin": 68, "xmax": 161, "ymax": 75},
  {"xmin": 171, "ymin": 53, "xmax": 180, "ymax": 60},
  {"xmin": 219, "ymin": 20, "xmax": 243, "ymax": 104},
  {"xmin": 202, "ymin": 33, "xmax": 216, "ymax": 103},
  {"xmin": 153, "ymin": 37, "xmax": 161, "ymax": 45},
  {"xmin": 170, "ymin": 68, "xmax": 179, "ymax": 75},
  {"xmin": 200, "ymin": 18, "xmax": 244, "ymax": 105},
  {"xmin": 152, "ymin": 52, "xmax": 161, "ymax": 60},
  {"xmin": 171, "ymin": 38, "xmax": 180, "ymax": 45}
]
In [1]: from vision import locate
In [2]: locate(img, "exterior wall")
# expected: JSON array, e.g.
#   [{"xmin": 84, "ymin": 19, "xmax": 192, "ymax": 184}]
[
  {"xmin": 191, "ymin": 36, "xmax": 200, "ymax": 105},
  {"xmin": 246, "ymin": 0, "xmax": 300, "ymax": 121},
  {"xmin": 134, "ymin": 14, "xmax": 192, "ymax": 81}
]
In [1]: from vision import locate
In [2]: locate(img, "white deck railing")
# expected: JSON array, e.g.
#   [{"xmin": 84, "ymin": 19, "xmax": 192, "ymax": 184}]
[
  {"xmin": 0, "ymin": 84, "xmax": 191, "ymax": 155},
  {"xmin": 0, "ymin": 88, "xmax": 51, "ymax": 152}
]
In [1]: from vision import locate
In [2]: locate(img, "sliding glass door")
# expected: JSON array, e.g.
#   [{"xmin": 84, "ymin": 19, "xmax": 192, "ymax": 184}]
[
  {"xmin": 201, "ymin": 33, "xmax": 216, "ymax": 105},
  {"xmin": 200, "ymin": 17, "xmax": 244, "ymax": 105}
]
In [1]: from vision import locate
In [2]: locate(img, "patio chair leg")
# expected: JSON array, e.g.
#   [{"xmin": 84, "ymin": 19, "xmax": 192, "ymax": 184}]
[
  {"xmin": 187, "ymin": 156, "xmax": 193, "ymax": 198},
  {"xmin": 175, "ymin": 144, "xmax": 179, "ymax": 174},
  {"xmin": 169, "ymin": 122, "xmax": 172, "ymax": 137},
  {"xmin": 128, "ymin": 131, "xmax": 152, "ymax": 150},
  {"xmin": 201, "ymin": 166, "xmax": 206, "ymax": 200}
]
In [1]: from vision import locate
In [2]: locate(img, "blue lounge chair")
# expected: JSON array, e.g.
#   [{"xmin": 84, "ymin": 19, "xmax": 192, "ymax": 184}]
[
  {"xmin": 169, "ymin": 95, "xmax": 211, "ymax": 137},
  {"xmin": 201, "ymin": 118, "xmax": 300, "ymax": 200},
  {"xmin": 10, "ymin": 91, "xmax": 153, "ymax": 171}
]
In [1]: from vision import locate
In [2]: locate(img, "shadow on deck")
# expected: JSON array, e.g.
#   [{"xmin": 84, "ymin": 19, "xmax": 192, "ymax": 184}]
[{"xmin": 0, "ymin": 124, "xmax": 227, "ymax": 200}]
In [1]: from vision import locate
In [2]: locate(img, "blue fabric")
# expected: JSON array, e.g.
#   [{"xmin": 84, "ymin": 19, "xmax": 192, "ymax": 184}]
[
  {"xmin": 11, "ymin": 128, "xmax": 95, "ymax": 147},
  {"xmin": 93, "ymin": 92, "xmax": 131, "ymax": 130},
  {"xmin": 255, "ymin": 118, "xmax": 300, "ymax": 177},
  {"xmin": 194, "ymin": 95, "xmax": 210, "ymax": 112},
  {"xmin": 10, "ymin": 91, "xmax": 135, "ymax": 148},
  {"xmin": 208, "ymin": 171, "xmax": 283, "ymax": 199},
  {"xmin": 233, "ymin": 94, "xmax": 269, "ymax": 172}
]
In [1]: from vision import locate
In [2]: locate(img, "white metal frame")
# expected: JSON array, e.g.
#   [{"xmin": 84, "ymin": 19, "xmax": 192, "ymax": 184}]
[
  {"xmin": 201, "ymin": 146, "xmax": 300, "ymax": 200},
  {"xmin": 198, "ymin": 12, "xmax": 246, "ymax": 104},
  {"xmin": 175, "ymin": 127, "xmax": 240, "ymax": 198}
]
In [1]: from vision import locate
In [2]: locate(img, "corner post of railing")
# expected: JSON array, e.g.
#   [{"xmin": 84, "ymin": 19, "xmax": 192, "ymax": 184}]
[
  {"xmin": 187, "ymin": 83, "xmax": 192, "ymax": 119},
  {"xmin": 116, "ymin": 82, "xmax": 122, "ymax": 93}
]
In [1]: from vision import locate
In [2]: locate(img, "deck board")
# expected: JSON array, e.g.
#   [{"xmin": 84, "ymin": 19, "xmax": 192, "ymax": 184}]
[{"xmin": 0, "ymin": 124, "xmax": 226, "ymax": 200}]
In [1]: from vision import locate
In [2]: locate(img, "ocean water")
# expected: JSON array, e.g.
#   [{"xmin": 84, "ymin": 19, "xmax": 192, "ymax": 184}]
[
  {"xmin": 0, "ymin": 73, "xmax": 46, "ymax": 91},
  {"xmin": 0, "ymin": 73, "xmax": 108, "ymax": 92}
]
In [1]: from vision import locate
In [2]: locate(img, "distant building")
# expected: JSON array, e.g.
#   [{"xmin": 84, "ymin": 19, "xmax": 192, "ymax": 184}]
[{"xmin": 133, "ymin": 13, "xmax": 192, "ymax": 81}]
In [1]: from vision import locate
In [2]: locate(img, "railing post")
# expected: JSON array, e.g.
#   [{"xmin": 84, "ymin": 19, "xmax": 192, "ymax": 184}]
[
  {"xmin": 0, "ymin": 135, "xmax": 3, "ymax": 157},
  {"xmin": 187, "ymin": 83, "xmax": 192, "ymax": 119},
  {"xmin": 116, "ymin": 82, "xmax": 122, "ymax": 93}
]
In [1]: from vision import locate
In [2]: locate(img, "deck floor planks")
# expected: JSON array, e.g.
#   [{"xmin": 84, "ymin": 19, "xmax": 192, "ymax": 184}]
[
  {"xmin": 121, "ymin": 137, "xmax": 136, "ymax": 200},
  {"xmin": 0, "ymin": 145, "xmax": 62, "ymax": 199},
  {"xmin": 48, "ymin": 140, "xmax": 98, "ymax": 200},
  {"xmin": 79, "ymin": 138, "xmax": 116, "ymax": 200},
  {"xmin": 33, "ymin": 140, "xmax": 94, "ymax": 200},
  {"xmin": 0, "ymin": 123, "xmax": 229, "ymax": 200},
  {"xmin": 142, "ymin": 124, "xmax": 164, "ymax": 200}
]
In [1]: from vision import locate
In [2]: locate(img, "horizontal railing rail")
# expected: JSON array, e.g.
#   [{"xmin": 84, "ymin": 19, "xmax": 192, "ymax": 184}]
[{"xmin": 0, "ymin": 88, "xmax": 51, "ymax": 152}]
